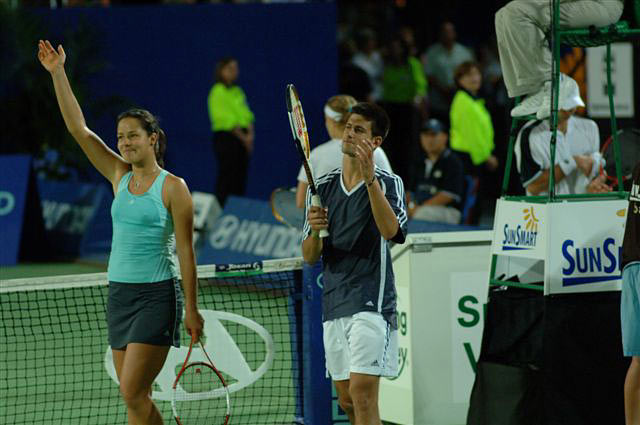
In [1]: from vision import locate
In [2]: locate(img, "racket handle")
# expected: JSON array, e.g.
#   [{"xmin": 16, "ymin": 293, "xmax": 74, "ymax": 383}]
[{"xmin": 311, "ymin": 194, "xmax": 329, "ymax": 238}]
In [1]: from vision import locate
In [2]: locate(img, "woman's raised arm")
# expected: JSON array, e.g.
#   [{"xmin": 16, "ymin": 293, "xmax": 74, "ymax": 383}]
[{"xmin": 38, "ymin": 40, "xmax": 129, "ymax": 184}]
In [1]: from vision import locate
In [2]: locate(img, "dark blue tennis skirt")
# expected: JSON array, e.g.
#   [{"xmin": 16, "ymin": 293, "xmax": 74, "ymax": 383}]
[{"xmin": 107, "ymin": 278, "xmax": 183, "ymax": 350}]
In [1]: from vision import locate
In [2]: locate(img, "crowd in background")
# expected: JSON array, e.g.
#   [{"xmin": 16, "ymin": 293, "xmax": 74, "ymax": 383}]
[
  {"xmin": 11, "ymin": 0, "xmax": 538, "ymax": 224},
  {"xmin": 339, "ymin": 19, "xmax": 513, "ymax": 224}
]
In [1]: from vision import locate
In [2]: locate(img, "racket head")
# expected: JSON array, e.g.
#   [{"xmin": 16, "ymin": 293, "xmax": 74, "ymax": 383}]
[
  {"xmin": 600, "ymin": 129, "xmax": 640, "ymax": 189},
  {"xmin": 270, "ymin": 187, "xmax": 304, "ymax": 230},
  {"xmin": 172, "ymin": 339, "xmax": 231, "ymax": 425},
  {"xmin": 286, "ymin": 84, "xmax": 311, "ymax": 160}
]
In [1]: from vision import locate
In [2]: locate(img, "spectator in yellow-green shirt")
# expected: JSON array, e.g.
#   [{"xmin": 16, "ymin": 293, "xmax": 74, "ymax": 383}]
[
  {"xmin": 207, "ymin": 57, "xmax": 255, "ymax": 206},
  {"xmin": 380, "ymin": 36, "xmax": 427, "ymax": 186},
  {"xmin": 450, "ymin": 61, "xmax": 498, "ymax": 223}
]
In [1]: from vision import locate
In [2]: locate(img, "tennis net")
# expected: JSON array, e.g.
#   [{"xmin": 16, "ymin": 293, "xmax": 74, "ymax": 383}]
[{"xmin": 0, "ymin": 258, "xmax": 304, "ymax": 424}]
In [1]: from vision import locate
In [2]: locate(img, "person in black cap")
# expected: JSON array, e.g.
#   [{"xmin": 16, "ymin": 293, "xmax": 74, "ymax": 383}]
[{"xmin": 408, "ymin": 118, "xmax": 466, "ymax": 224}]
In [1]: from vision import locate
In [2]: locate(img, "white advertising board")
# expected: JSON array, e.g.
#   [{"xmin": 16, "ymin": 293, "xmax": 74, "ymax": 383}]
[
  {"xmin": 546, "ymin": 200, "xmax": 628, "ymax": 294},
  {"xmin": 586, "ymin": 43, "xmax": 635, "ymax": 118},
  {"xmin": 492, "ymin": 199, "xmax": 547, "ymax": 260},
  {"xmin": 451, "ymin": 272, "xmax": 488, "ymax": 404},
  {"xmin": 379, "ymin": 284, "xmax": 414, "ymax": 424}
]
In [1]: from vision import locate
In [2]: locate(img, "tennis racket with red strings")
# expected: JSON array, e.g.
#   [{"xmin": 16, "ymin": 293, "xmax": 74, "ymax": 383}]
[
  {"xmin": 599, "ymin": 128, "xmax": 640, "ymax": 190},
  {"xmin": 172, "ymin": 336, "xmax": 230, "ymax": 425},
  {"xmin": 270, "ymin": 187, "xmax": 304, "ymax": 230},
  {"xmin": 286, "ymin": 84, "xmax": 329, "ymax": 238}
]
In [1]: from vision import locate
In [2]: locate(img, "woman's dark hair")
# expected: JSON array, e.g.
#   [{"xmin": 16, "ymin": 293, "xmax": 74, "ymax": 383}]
[
  {"xmin": 348, "ymin": 102, "xmax": 390, "ymax": 140},
  {"xmin": 117, "ymin": 109, "xmax": 167, "ymax": 167},
  {"xmin": 214, "ymin": 57, "xmax": 237, "ymax": 83},
  {"xmin": 454, "ymin": 61, "xmax": 481, "ymax": 88}
]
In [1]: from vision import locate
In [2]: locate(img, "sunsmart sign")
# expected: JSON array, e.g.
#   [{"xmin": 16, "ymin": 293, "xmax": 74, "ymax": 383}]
[
  {"xmin": 547, "ymin": 200, "xmax": 627, "ymax": 294},
  {"xmin": 501, "ymin": 205, "xmax": 540, "ymax": 251},
  {"xmin": 561, "ymin": 237, "xmax": 621, "ymax": 286},
  {"xmin": 492, "ymin": 200, "xmax": 546, "ymax": 259}
]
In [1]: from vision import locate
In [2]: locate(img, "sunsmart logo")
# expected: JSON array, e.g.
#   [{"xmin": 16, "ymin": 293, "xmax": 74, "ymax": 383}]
[
  {"xmin": 501, "ymin": 206, "xmax": 539, "ymax": 251},
  {"xmin": 561, "ymin": 238, "xmax": 622, "ymax": 286}
]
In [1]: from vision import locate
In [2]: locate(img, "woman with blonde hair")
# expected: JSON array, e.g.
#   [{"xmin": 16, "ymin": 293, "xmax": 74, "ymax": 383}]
[{"xmin": 295, "ymin": 95, "xmax": 392, "ymax": 208}]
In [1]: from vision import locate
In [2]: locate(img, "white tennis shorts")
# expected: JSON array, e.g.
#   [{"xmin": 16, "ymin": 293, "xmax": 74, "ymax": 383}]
[{"xmin": 322, "ymin": 311, "xmax": 398, "ymax": 381}]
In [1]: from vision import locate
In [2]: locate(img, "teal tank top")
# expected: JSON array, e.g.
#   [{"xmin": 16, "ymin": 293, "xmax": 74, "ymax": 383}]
[{"xmin": 107, "ymin": 170, "xmax": 177, "ymax": 283}]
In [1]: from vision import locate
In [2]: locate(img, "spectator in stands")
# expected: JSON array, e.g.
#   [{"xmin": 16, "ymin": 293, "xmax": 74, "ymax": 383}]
[
  {"xmin": 295, "ymin": 94, "xmax": 392, "ymax": 208},
  {"xmin": 398, "ymin": 25, "xmax": 419, "ymax": 57},
  {"xmin": 495, "ymin": 0, "xmax": 624, "ymax": 118},
  {"xmin": 408, "ymin": 118, "xmax": 465, "ymax": 224},
  {"xmin": 339, "ymin": 40, "xmax": 373, "ymax": 102},
  {"xmin": 381, "ymin": 36, "xmax": 426, "ymax": 186},
  {"xmin": 207, "ymin": 57, "xmax": 254, "ymax": 206},
  {"xmin": 514, "ymin": 75, "xmax": 611, "ymax": 196},
  {"xmin": 422, "ymin": 21, "xmax": 474, "ymax": 124},
  {"xmin": 351, "ymin": 28, "xmax": 383, "ymax": 102}
]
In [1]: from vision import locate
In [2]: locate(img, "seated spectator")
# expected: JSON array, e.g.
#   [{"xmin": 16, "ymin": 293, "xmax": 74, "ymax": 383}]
[
  {"xmin": 515, "ymin": 75, "xmax": 611, "ymax": 196},
  {"xmin": 495, "ymin": 0, "xmax": 624, "ymax": 118},
  {"xmin": 408, "ymin": 118, "xmax": 465, "ymax": 224}
]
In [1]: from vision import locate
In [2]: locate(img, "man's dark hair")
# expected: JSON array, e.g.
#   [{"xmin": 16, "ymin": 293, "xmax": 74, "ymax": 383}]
[{"xmin": 349, "ymin": 102, "xmax": 390, "ymax": 140}]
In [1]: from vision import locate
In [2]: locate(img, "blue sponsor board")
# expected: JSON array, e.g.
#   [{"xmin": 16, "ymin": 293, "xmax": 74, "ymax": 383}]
[
  {"xmin": 0, "ymin": 155, "xmax": 32, "ymax": 265},
  {"xmin": 38, "ymin": 179, "xmax": 110, "ymax": 258},
  {"xmin": 302, "ymin": 261, "xmax": 350, "ymax": 425},
  {"xmin": 198, "ymin": 196, "xmax": 302, "ymax": 264},
  {"xmin": 561, "ymin": 237, "xmax": 622, "ymax": 286}
]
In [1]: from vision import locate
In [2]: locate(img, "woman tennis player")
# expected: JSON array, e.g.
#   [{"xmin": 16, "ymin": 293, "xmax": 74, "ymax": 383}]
[{"xmin": 38, "ymin": 40, "xmax": 203, "ymax": 425}]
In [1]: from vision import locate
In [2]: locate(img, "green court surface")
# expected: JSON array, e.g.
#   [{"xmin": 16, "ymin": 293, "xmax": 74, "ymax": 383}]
[{"xmin": 1, "ymin": 271, "xmax": 300, "ymax": 424}]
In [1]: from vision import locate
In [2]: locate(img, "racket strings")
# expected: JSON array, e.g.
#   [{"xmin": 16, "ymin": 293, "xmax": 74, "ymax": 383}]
[{"xmin": 174, "ymin": 364, "xmax": 229, "ymax": 422}]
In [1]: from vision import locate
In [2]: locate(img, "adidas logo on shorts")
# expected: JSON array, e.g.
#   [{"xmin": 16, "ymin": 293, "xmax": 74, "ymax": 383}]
[
  {"xmin": 371, "ymin": 359, "xmax": 379, "ymax": 367},
  {"xmin": 365, "ymin": 301, "xmax": 374, "ymax": 307}
]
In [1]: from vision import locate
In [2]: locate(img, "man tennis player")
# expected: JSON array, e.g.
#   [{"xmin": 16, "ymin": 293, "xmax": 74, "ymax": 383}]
[
  {"xmin": 621, "ymin": 161, "xmax": 640, "ymax": 425},
  {"xmin": 38, "ymin": 40, "xmax": 203, "ymax": 425},
  {"xmin": 302, "ymin": 103, "xmax": 408, "ymax": 425}
]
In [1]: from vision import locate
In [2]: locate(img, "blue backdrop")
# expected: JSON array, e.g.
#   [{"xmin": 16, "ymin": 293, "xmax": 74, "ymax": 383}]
[{"xmin": 40, "ymin": 3, "xmax": 337, "ymax": 199}]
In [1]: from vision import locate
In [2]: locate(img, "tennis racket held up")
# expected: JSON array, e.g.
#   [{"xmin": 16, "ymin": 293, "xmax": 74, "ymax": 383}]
[{"xmin": 285, "ymin": 84, "xmax": 329, "ymax": 237}]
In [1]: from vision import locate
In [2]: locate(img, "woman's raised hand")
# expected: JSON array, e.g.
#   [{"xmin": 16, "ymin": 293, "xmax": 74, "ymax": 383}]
[{"xmin": 37, "ymin": 40, "xmax": 66, "ymax": 73}]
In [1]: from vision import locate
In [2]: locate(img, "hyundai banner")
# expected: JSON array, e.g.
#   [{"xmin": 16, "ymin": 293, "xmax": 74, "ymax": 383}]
[{"xmin": 199, "ymin": 196, "xmax": 302, "ymax": 264}]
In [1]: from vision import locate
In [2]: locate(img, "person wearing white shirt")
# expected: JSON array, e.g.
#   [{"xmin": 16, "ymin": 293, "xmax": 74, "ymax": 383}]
[
  {"xmin": 422, "ymin": 21, "xmax": 474, "ymax": 121},
  {"xmin": 514, "ymin": 76, "xmax": 611, "ymax": 196},
  {"xmin": 351, "ymin": 29, "xmax": 384, "ymax": 102},
  {"xmin": 295, "ymin": 95, "xmax": 392, "ymax": 208}
]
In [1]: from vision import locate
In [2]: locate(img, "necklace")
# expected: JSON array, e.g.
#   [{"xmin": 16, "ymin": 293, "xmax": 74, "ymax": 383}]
[{"xmin": 133, "ymin": 167, "xmax": 159, "ymax": 189}]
